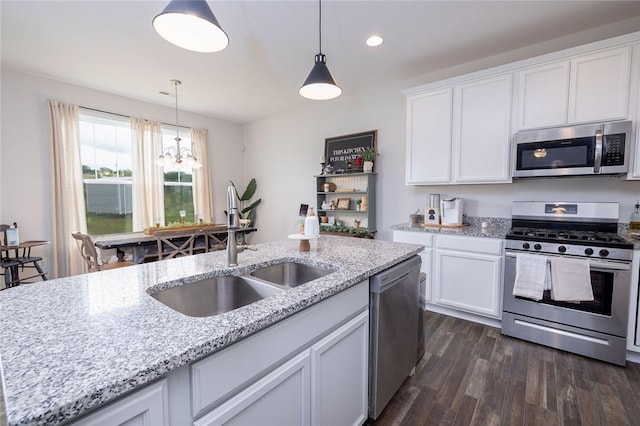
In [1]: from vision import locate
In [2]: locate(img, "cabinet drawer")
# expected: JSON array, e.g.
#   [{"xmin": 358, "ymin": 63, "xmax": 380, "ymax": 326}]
[
  {"xmin": 190, "ymin": 281, "xmax": 368, "ymax": 418},
  {"xmin": 436, "ymin": 234, "xmax": 503, "ymax": 255},
  {"xmin": 392, "ymin": 231, "xmax": 433, "ymax": 247}
]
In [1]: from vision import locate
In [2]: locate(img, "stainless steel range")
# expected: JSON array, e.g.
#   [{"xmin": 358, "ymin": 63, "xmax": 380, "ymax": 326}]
[{"xmin": 501, "ymin": 201, "xmax": 633, "ymax": 366}]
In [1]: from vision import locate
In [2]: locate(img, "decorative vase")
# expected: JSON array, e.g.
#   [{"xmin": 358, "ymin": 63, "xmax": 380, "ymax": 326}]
[{"xmin": 363, "ymin": 161, "xmax": 374, "ymax": 173}]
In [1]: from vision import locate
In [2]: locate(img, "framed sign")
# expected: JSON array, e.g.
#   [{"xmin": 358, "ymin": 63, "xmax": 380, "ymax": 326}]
[{"xmin": 324, "ymin": 130, "xmax": 376, "ymax": 174}]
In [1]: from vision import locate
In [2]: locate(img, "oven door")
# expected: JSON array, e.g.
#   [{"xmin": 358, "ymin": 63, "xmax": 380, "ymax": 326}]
[{"xmin": 503, "ymin": 252, "xmax": 631, "ymax": 337}]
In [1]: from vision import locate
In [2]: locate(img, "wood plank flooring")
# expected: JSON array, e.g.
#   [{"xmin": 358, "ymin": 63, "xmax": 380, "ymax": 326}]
[{"xmin": 367, "ymin": 311, "xmax": 640, "ymax": 426}]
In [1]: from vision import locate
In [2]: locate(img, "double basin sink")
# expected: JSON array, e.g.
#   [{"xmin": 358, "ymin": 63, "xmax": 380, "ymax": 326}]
[{"xmin": 149, "ymin": 262, "xmax": 333, "ymax": 317}]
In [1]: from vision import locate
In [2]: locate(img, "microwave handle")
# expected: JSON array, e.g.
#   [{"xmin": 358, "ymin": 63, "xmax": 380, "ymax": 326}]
[{"xmin": 594, "ymin": 129, "xmax": 603, "ymax": 173}]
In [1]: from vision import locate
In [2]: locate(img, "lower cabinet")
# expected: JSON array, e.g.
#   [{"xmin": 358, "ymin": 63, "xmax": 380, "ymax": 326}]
[
  {"xmin": 433, "ymin": 248, "xmax": 503, "ymax": 318},
  {"xmin": 434, "ymin": 235, "xmax": 504, "ymax": 319},
  {"xmin": 190, "ymin": 281, "xmax": 369, "ymax": 425},
  {"xmin": 71, "ymin": 379, "xmax": 168, "ymax": 426},
  {"xmin": 310, "ymin": 311, "xmax": 369, "ymax": 426},
  {"xmin": 196, "ymin": 311, "xmax": 369, "ymax": 426},
  {"xmin": 393, "ymin": 231, "xmax": 504, "ymax": 320},
  {"xmin": 194, "ymin": 352, "xmax": 311, "ymax": 426}
]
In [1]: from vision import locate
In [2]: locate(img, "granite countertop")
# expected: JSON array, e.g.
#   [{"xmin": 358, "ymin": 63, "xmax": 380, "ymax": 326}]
[
  {"xmin": 391, "ymin": 217, "xmax": 511, "ymax": 240},
  {"xmin": 0, "ymin": 236, "xmax": 423, "ymax": 426}
]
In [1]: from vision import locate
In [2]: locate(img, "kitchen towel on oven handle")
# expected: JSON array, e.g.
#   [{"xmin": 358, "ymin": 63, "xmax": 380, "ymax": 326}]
[
  {"xmin": 513, "ymin": 253, "xmax": 550, "ymax": 300},
  {"xmin": 549, "ymin": 257, "xmax": 593, "ymax": 302}
]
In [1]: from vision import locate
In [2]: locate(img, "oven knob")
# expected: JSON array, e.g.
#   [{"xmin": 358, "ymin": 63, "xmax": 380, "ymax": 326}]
[
  {"xmin": 558, "ymin": 246, "xmax": 566, "ymax": 253},
  {"xmin": 534, "ymin": 244, "xmax": 542, "ymax": 250},
  {"xmin": 599, "ymin": 249, "xmax": 609, "ymax": 257},
  {"xmin": 585, "ymin": 248, "xmax": 594, "ymax": 255},
  {"xmin": 522, "ymin": 243, "xmax": 530, "ymax": 249}
]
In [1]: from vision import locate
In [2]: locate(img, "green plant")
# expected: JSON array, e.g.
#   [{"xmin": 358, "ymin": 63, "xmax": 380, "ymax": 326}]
[
  {"xmin": 229, "ymin": 178, "xmax": 262, "ymax": 224},
  {"xmin": 361, "ymin": 147, "xmax": 376, "ymax": 162}
]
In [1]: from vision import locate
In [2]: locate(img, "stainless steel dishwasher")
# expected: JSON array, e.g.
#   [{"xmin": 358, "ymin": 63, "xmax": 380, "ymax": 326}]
[{"xmin": 369, "ymin": 255, "xmax": 421, "ymax": 420}]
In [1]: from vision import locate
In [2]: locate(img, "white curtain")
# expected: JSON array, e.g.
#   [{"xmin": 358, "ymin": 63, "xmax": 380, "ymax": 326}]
[
  {"xmin": 191, "ymin": 129, "xmax": 214, "ymax": 223},
  {"xmin": 131, "ymin": 118, "xmax": 165, "ymax": 231},
  {"xmin": 49, "ymin": 100, "xmax": 85, "ymax": 278}
]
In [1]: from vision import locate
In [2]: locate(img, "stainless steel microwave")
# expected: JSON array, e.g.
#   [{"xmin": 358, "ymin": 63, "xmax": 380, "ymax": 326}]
[{"xmin": 512, "ymin": 120, "xmax": 632, "ymax": 178}]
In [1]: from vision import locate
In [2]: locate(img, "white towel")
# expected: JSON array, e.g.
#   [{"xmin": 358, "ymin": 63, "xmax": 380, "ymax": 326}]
[
  {"xmin": 513, "ymin": 253, "xmax": 548, "ymax": 300},
  {"xmin": 550, "ymin": 257, "xmax": 593, "ymax": 302}
]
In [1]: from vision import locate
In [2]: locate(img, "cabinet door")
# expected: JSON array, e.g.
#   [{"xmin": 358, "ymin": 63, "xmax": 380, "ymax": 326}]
[
  {"xmin": 405, "ymin": 88, "xmax": 453, "ymax": 184},
  {"xmin": 568, "ymin": 47, "xmax": 631, "ymax": 124},
  {"xmin": 71, "ymin": 380, "xmax": 168, "ymax": 426},
  {"xmin": 195, "ymin": 352, "xmax": 311, "ymax": 426},
  {"xmin": 516, "ymin": 61, "xmax": 570, "ymax": 129},
  {"xmin": 433, "ymin": 249, "xmax": 503, "ymax": 318},
  {"xmin": 310, "ymin": 311, "xmax": 368, "ymax": 426},
  {"xmin": 453, "ymin": 74, "xmax": 513, "ymax": 183}
]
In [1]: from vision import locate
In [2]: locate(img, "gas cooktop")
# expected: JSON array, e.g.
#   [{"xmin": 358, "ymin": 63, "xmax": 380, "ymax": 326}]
[{"xmin": 506, "ymin": 227, "xmax": 632, "ymax": 249}]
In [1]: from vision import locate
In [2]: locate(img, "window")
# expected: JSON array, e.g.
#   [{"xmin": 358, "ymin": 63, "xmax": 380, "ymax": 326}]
[
  {"xmin": 79, "ymin": 111, "xmax": 133, "ymax": 235},
  {"xmin": 160, "ymin": 126, "xmax": 195, "ymax": 224},
  {"xmin": 79, "ymin": 110, "xmax": 196, "ymax": 234}
]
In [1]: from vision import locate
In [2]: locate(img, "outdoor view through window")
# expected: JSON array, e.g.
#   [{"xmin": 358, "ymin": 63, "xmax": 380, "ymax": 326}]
[{"xmin": 79, "ymin": 110, "xmax": 194, "ymax": 235}]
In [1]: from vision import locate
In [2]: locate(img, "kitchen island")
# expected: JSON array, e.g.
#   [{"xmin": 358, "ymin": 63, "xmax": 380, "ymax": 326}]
[{"xmin": 0, "ymin": 235, "xmax": 423, "ymax": 426}]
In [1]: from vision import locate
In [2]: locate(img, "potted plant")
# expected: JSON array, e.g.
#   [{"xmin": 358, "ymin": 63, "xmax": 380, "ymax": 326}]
[
  {"xmin": 355, "ymin": 199, "xmax": 362, "ymax": 211},
  {"xmin": 361, "ymin": 147, "xmax": 376, "ymax": 173}
]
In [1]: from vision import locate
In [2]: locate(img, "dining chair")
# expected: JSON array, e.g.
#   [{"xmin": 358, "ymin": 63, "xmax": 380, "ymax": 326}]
[
  {"xmin": 72, "ymin": 232, "xmax": 134, "ymax": 273},
  {"xmin": 0, "ymin": 257, "xmax": 21, "ymax": 289},
  {"xmin": 0, "ymin": 224, "xmax": 48, "ymax": 284},
  {"xmin": 154, "ymin": 229, "xmax": 199, "ymax": 260}
]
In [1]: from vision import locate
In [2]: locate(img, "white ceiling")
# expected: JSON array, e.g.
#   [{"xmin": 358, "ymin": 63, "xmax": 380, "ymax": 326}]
[{"xmin": 2, "ymin": 1, "xmax": 640, "ymax": 124}]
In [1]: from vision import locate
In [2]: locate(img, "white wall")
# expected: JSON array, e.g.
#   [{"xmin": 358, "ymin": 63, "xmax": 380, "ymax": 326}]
[
  {"xmin": 0, "ymin": 68, "xmax": 244, "ymax": 275},
  {"xmin": 244, "ymin": 23, "xmax": 640, "ymax": 243}
]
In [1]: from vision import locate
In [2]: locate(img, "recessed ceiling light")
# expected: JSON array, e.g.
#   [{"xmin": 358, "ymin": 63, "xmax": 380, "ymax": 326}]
[{"xmin": 366, "ymin": 35, "xmax": 384, "ymax": 47}]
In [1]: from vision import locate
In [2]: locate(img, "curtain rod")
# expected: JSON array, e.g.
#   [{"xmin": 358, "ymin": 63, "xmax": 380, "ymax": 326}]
[{"xmin": 78, "ymin": 105, "xmax": 185, "ymax": 129}]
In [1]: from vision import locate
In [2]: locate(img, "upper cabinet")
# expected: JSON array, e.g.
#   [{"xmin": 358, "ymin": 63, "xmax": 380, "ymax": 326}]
[
  {"xmin": 405, "ymin": 74, "xmax": 512, "ymax": 185},
  {"xmin": 405, "ymin": 88, "xmax": 453, "ymax": 184},
  {"xmin": 453, "ymin": 74, "xmax": 513, "ymax": 183},
  {"xmin": 516, "ymin": 47, "xmax": 631, "ymax": 130}
]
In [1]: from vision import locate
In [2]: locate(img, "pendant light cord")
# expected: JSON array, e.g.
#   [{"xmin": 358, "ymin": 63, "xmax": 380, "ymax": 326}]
[{"xmin": 318, "ymin": 0, "xmax": 322, "ymax": 54}]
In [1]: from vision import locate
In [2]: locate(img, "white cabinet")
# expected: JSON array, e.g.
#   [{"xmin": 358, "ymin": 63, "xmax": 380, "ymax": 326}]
[
  {"xmin": 568, "ymin": 47, "xmax": 631, "ymax": 124},
  {"xmin": 405, "ymin": 88, "xmax": 453, "ymax": 184},
  {"xmin": 310, "ymin": 311, "xmax": 368, "ymax": 426},
  {"xmin": 516, "ymin": 47, "xmax": 631, "ymax": 130},
  {"xmin": 405, "ymin": 74, "xmax": 512, "ymax": 185},
  {"xmin": 189, "ymin": 281, "xmax": 369, "ymax": 425},
  {"xmin": 392, "ymin": 230, "xmax": 433, "ymax": 303},
  {"xmin": 453, "ymin": 74, "xmax": 513, "ymax": 183},
  {"xmin": 71, "ymin": 379, "xmax": 168, "ymax": 426},
  {"xmin": 516, "ymin": 61, "xmax": 570, "ymax": 129},
  {"xmin": 433, "ymin": 235, "xmax": 504, "ymax": 319},
  {"xmin": 196, "ymin": 311, "xmax": 369, "ymax": 426},
  {"xmin": 194, "ymin": 352, "xmax": 311, "ymax": 426}
]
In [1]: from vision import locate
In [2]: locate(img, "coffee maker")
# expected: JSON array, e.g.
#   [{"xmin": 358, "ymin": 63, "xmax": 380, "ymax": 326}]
[{"xmin": 440, "ymin": 197, "xmax": 463, "ymax": 226}]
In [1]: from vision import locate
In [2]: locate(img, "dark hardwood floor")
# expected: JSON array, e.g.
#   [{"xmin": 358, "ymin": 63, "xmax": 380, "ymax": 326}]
[{"xmin": 367, "ymin": 311, "xmax": 640, "ymax": 426}]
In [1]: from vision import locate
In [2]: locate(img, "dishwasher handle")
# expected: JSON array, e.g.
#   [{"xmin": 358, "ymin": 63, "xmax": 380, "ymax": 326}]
[{"xmin": 370, "ymin": 255, "xmax": 421, "ymax": 293}]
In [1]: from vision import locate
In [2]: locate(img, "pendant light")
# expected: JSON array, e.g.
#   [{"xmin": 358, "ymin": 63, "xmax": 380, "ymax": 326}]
[
  {"xmin": 153, "ymin": 0, "xmax": 229, "ymax": 53},
  {"xmin": 158, "ymin": 80, "xmax": 202, "ymax": 170},
  {"xmin": 299, "ymin": 0, "xmax": 342, "ymax": 100}
]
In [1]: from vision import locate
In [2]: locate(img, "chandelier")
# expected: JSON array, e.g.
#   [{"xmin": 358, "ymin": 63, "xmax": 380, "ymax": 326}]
[{"xmin": 158, "ymin": 79, "xmax": 202, "ymax": 170}]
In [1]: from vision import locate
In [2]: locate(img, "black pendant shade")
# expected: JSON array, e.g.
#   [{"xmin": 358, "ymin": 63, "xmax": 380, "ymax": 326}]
[
  {"xmin": 299, "ymin": 0, "xmax": 342, "ymax": 100},
  {"xmin": 153, "ymin": 0, "xmax": 228, "ymax": 53}
]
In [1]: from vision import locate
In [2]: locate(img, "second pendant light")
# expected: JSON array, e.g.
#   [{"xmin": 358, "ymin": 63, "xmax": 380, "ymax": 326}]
[{"xmin": 299, "ymin": 0, "xmax": 342, "ymax": 100}]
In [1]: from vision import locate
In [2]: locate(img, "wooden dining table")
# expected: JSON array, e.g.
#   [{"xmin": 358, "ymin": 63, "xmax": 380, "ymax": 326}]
[{"xmin": 93, "ymin": 226, "xmax": 256, "ymax": 264}]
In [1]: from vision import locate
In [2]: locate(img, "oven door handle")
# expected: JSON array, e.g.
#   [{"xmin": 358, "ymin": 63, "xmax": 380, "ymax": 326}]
[{"xmin": 505, "ymin": 251, "xmax": 630, "ymax": 271}]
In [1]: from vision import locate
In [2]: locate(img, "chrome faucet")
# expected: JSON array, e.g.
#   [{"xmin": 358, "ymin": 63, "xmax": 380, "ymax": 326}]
[{"xmin": 227, "ymin": 185, "xmax": 240, "ymax": 266}]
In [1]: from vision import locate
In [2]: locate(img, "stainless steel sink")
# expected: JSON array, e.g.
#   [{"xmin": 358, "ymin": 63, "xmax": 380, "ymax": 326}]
[
  {"xmin": 149, "ymin": 276, "xmax": 282, "ymax": 317},
  {"xmin": 249, "ymin": 262, "xmax": 333, "ymax": 288}
]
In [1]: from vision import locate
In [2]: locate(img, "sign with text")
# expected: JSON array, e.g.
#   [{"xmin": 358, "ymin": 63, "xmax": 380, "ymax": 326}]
[{"xmin": 324, "ymin": 130, "xmax": 376, "ymax": 173}]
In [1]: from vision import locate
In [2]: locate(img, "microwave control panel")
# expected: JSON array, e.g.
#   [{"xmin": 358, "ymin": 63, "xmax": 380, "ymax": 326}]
[{"xmin": 602, "ymin": 133, "xmax": 625, "ymax": 166}]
